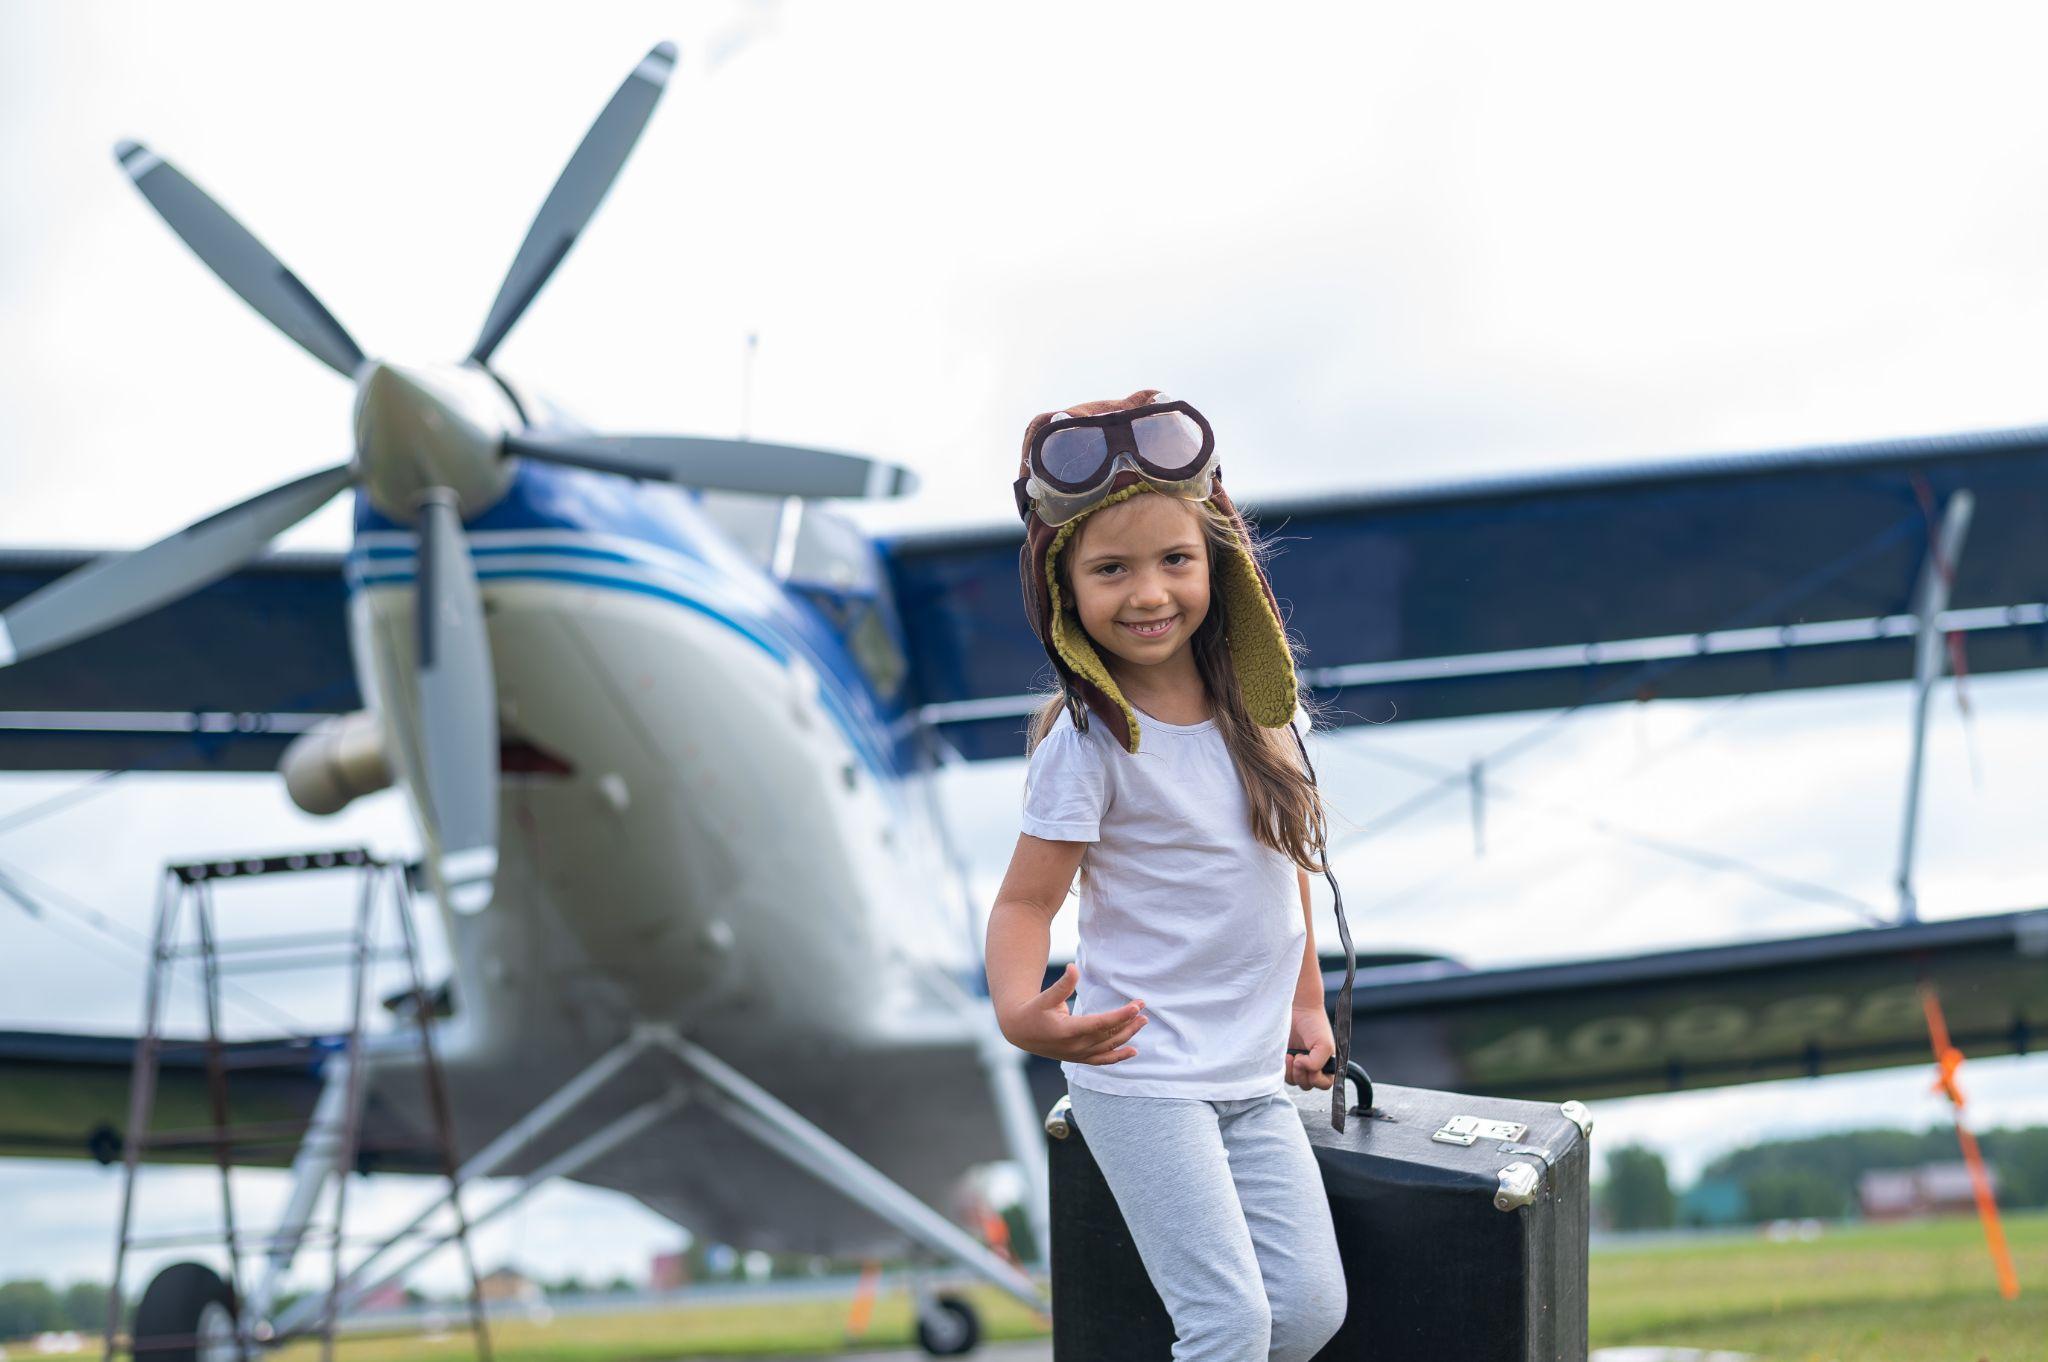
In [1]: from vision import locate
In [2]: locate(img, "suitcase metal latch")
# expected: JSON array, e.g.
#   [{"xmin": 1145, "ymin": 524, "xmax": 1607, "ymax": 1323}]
[{"xmin": 1432, "ymin": 1114, "xmax": 1529, "ymax": 1147}]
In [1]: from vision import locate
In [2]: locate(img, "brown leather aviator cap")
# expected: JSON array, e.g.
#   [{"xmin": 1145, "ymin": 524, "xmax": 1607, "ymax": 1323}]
[{"xmin": 1015, "ymin": 389, "xmax": 1297, "ymax": 754}]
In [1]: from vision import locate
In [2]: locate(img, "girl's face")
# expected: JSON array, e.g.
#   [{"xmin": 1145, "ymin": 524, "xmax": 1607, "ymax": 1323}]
[{"xmin": 1067, "ymin": 492, "xmax": 1212, "ymax": 674}]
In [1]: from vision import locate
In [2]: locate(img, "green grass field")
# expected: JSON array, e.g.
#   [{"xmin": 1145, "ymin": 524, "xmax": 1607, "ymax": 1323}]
[
  {"xmin": 1587, "ymin": 1208, "xmax": 2047, "ymax": 1360},
  {"xmin": 206, "ymin": 1210, "xmax": 2048, "ymax": 1361}
]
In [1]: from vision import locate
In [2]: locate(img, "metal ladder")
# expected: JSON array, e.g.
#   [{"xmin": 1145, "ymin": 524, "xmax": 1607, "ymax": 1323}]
[{"xmin": 101, "ymin": 847, "xmax": 494, "ymax": 1362}]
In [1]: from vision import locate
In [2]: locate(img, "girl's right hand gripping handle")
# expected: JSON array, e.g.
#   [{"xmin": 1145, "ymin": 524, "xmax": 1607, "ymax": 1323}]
[{"xmin": 1290, "ymin": 1052, "xmax": 1374, "ymax": 1117}]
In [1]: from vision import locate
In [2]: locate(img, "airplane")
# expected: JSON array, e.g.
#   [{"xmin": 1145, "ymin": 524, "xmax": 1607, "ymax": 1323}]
[{"xmin": 4, "ymin": 36, "xmax": 2047, "ymax": 1362}]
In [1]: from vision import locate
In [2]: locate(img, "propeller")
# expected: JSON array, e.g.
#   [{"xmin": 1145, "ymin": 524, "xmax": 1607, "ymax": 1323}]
[
  {"xmin": 6, "ymin": 42, "xmax": 919, "ymax": 917},
  {"xmin": 470, "ymin": 42, "xmax": 678, "ymax": 364},
  {"xmin": 0, "ymin": 464, "xmax": 354, "ymax": 668},
  {"xmin": 413, "ymin": 491, "xmax": 498, "ymax": 914},
  {"xmin": 505, "ymin": 432, "xmax": 921, "ymax": 499},
  {"xmin": 114, "ymin": 141, "xmax": 366, "ymax": 378}
]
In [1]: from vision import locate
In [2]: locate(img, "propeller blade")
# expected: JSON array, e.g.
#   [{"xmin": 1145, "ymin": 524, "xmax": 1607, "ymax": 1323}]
[
  {"xmin": 114, "ymin": 141, "xmax": 367, "ymax": 378},
  {"xmin": 413, "ymin": 490, "xmax": 498, "ymax": 914},
  {"xmin": 468, "ymin": 42, "xmax": 679, "ymax": 364},
  {"xmin": 0, "ymin": 463, "xmax": 354, "ymax": 669},
  {"xmin": 505, "ymin": 432, "xmax": 920, "ymax": 500}
]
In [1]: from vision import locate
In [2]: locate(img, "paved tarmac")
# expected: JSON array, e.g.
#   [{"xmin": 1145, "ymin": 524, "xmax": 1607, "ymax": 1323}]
[
  {"xmin": 744, "ymin": 1346, "xmax": 1050, "ymax": 1362},
  {"xmin": 723, "ymin": 1347, "xmax": 1738, "ymax": 1361}
]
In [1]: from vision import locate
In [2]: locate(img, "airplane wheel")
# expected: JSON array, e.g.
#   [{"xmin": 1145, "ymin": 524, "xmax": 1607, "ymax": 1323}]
[
  {"xmin": 133, "ymin": 1262, "xmax": 239, "ymax": 1362},
  {"xmin": 914, "ymin": 1292, "xmax": 981, "ymax": 1356}
]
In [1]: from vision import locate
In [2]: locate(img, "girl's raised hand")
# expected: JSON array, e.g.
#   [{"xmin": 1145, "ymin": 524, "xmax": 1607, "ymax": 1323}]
[{"xmin": 1001, "ymin": 962, "xmax": 1147, "ymax": 1065}]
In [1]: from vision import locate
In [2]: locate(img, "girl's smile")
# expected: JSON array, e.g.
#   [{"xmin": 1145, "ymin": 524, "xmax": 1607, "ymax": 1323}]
[{"xmin": 1118, "ymin": 612, "xmax": 1181, "ymax": 640}]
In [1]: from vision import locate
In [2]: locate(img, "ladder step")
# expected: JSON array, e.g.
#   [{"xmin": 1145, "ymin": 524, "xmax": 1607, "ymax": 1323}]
[
  {"xmin": 141, "ymin": 1118, "xmax": 317, "ymax": 1150},
  {"xmin": 173, "ymin": 930, "xmax": 369, "ymax": 957},
  {"xmin": 122, "ymin": 1223, "xmax": 450, "ymax": 1251},
  {"xmin": 151, "ymin": 1037, "xmax": 336, "ymax": 1066},
  {"xmin": 169, "ymin": 848, "xmax": 381, "ymax": 883},
  {"xmin": 123, "ymin": 1225, "xmax": 341, "ymax": 1251},
  {"xmin": 209, "ymin": 948, "xmax": 411, "ymax": 975},
  {"xmin": 138, "ymin": 1119, "xmax": 456, "ymax": 1154}
]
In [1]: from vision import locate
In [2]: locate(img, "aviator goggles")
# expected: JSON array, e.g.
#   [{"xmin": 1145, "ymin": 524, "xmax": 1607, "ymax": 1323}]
[{"xmin": 1015, "ymin": 398, "xmax": 1218, "ymax": 525}]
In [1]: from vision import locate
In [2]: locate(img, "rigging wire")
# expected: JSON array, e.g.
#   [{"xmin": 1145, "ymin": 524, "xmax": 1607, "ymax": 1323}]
[
  {"xmin": 0, "ymin": 768, "xmax": 130, "ymax": 840},
  {"xmin": 0, "ymin": 854, "xmax": 322, "ymax": 1037},
  {"xmin": 1317, "ymin": 694, "xmax": 1890, "ymax": 927}
]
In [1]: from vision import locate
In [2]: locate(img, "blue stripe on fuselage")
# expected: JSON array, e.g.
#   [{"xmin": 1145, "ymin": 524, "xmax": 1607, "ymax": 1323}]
[{"xmin": 348, "ymin": 459, "xmax": 912, "ymax": 784}]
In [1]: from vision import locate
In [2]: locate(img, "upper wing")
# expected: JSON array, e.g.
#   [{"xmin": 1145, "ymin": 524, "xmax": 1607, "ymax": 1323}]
[
  {"xmin": 0, "ymin": 549, "xmax": 358, "ymax": 772},
  {"xmin": 881, "ymin": 424, "xmax": 2048, "ymax": 760}
]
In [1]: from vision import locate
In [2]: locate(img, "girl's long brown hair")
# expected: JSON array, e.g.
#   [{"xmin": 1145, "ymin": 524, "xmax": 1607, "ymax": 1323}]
[{"xmin": 1025, "ymin": 493, "xmax": 1330, "ymax": 875}]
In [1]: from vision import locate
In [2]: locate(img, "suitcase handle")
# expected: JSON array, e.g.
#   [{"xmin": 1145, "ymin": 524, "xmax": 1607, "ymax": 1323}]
[{"xmin": 1288, "ymin": 1052, "xmax": 1375, "ymax": 1115}]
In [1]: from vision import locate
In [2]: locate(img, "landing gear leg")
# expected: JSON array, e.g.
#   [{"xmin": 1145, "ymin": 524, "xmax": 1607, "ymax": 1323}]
[{"xmin": 974, "ymin": 1011, "xmax": 1051, "ymax": 1269}]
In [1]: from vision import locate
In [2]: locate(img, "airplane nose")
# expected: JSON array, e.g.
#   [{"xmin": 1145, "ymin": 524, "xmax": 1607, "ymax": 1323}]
[
  {"xmin": 350, "ymin": 360, "xmax": 515, "ymax": 520},
  {"xmin": 353, "ymin": 360, "xmax": 444, "ymax": 455}
]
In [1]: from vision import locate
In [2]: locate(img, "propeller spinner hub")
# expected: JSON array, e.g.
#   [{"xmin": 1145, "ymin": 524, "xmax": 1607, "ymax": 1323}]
[{"xmin": 352, "ymin": 360, "xmax": 518, "ymax": 522}]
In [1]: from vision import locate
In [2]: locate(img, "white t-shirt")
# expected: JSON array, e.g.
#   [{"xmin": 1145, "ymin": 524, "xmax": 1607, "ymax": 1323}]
[{"xmin": 1020, "ymin": 702, "xmax": 1309, "ymax": 1100}]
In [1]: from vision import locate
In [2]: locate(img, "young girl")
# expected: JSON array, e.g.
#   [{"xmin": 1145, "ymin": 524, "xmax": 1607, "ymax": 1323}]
[{"xmin": 985, "ymin": 389, "xmax": 1354, "ymax": 1362}]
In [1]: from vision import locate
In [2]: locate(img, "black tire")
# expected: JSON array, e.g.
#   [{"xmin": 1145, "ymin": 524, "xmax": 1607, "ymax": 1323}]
[
  {"xmin": 914, "ymin": 1293, "xmax": 981, "ymax": 1357},
  {"xmin": 132, "ymin": 1262, "xmax": 237, "ymax": 1362}
]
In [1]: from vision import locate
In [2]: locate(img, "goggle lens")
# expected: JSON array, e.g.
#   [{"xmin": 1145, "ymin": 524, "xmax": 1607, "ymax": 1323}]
[
  {"xmin": 1131, "ymin": 411, "xmax": 1206, "ymax": 473},
  {"xmin": 1040, "ymin": 424, "xmax": 1111, "ymax": 485}
]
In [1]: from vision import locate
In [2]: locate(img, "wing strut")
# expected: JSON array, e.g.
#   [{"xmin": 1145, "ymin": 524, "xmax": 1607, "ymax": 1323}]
[
  {"xmin": 1895, "ymin": 488, "xmax": 1974, "ymax": 923},
  {"xmin": 646, "ymin": 1026, "xmax": 1047, "ymax": 1313}
]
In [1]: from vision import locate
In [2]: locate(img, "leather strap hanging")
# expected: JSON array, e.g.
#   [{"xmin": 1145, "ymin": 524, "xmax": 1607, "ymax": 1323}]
[{"xmin": 1290, "ymin": 724, "xmax": 1355, "ymax": 1133}]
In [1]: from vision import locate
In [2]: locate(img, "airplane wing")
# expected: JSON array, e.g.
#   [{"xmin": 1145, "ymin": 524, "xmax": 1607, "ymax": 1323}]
[
  {"xmin": 881, "ymin": 424, "xmax": 2048, "ymax": 760},
  {"xmin": 16, "ymin": 901, "xmax": 2031, "ymax": 1171},
  {"xmin": 0, "ymin": 1028, "xmax": 436, "ymax": 1172},
  {"xmin": 0, "ymin": 550, "xmax": 358, "ymax": 772},
  {"xmin": 1003, "ymin": 906, "xmax": 2048, "ymax": 1110},
  {"xmin": 1328, "ymin": 904, "xmax": 2048, "ymax": 1102}
]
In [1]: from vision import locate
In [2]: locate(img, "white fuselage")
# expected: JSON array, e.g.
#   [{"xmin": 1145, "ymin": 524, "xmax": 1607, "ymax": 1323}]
[
  {"xmin": 330, "ymin": 456, "xmax": 1010, "ymax": 1251},
  {"xmin": 348, "ymin": 523, "xmax": 978, "ymax": 1055}
]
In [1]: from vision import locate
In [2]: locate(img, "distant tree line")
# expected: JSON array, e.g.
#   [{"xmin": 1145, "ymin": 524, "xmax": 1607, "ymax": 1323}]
[
  {"xmin": 0, "ymin": 1280, "xmax": 115, "ymax": 1340},
  {"xmin": 1595, "ymin": 1123, "xmax": 2048, "ymax": 1230}
]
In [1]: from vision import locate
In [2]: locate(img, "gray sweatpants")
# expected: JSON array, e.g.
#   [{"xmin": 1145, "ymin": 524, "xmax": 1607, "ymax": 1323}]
[{"xmin": 1064, "ymin": 1083, "xmax": 1347, "ymax": 1361}]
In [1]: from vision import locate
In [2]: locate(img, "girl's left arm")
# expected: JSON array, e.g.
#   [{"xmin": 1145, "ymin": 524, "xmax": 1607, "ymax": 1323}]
[
  {"xmin": 1286, "ymin": 867, "xmax": 1337, "ymax": 1090},
  {"xmin": 1292, "ymin": 869, "xmax": 1321, "ymax": 1007}
]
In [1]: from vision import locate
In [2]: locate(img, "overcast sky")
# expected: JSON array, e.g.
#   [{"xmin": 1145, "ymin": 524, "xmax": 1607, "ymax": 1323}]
[{"xmin": 4, "ymin": 0, "xmax": 2048, "ymax": 1295}]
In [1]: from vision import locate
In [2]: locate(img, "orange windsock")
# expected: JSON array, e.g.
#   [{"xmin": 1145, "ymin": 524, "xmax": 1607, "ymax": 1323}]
[{"xmin": 1919, "ymin": 980, "xmax": 2019, "ymax": 1301}]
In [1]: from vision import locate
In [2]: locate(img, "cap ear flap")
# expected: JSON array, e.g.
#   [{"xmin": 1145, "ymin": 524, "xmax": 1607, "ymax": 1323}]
[
  {"xmin": 1203, "ymin": 490, "xmax": 1298, "ymax": 728},
  {"xmin": 1044, "ymin": 486, "xmax": 1151, "ymax": 753}
]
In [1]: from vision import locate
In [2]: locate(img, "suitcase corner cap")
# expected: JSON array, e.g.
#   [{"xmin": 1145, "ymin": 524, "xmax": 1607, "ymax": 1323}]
[
  {"xmin": 1493, "ymin": 1160, "xmax": 1542, "ymax": 1212},
  {"xmin": 1559, "ymin": 1100, "xmax": 1593, "ymax": 1139}
]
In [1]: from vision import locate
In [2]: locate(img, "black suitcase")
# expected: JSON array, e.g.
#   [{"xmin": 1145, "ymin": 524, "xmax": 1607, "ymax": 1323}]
[{"xmin": 1046, "ymin": 1072, "xmax": 1592, "ymax": 1361}]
